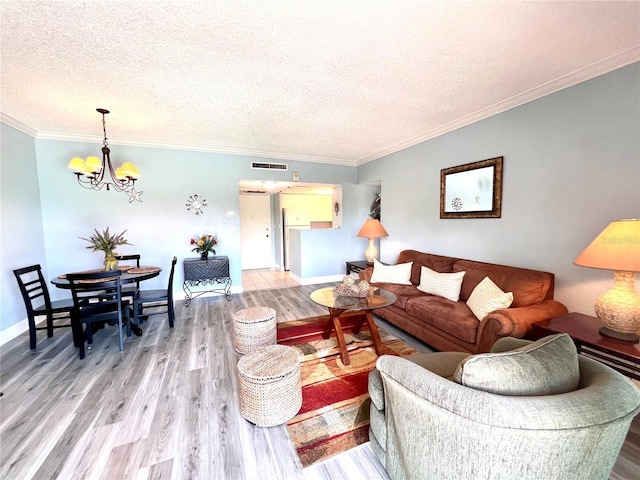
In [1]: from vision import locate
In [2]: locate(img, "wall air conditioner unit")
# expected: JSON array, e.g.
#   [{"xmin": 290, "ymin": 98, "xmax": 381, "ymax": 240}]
[{"xmin": 251, "ymin": 162, "xmax": 288, "ymax": 171}]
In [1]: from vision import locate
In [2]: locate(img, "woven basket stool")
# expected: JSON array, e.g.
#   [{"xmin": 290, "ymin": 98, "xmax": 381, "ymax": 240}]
[
  {"xmin": 232, "ymin": 306, "xmax": 277, "ymax": 354},
  {"xmin": 237, "ymin": 344, "xmax": 302, "ymax": 427}
]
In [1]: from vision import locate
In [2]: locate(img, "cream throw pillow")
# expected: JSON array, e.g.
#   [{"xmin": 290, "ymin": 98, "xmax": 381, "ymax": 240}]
[
  {"xmin": 466, "ymin": 276, "xmax": 514, "ymax": 321},
  {"xmin": 417, "ymin": 266, "xmax": 465, "ymax": 302},
  {"xmin": 370, "ymin": 259, "xmax": 413, "ymax": 285}
]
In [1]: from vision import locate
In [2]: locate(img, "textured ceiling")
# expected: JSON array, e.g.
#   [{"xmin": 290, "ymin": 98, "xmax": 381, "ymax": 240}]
[{"xmin": 1, "ymin": 1, "xmax": 639, "ymax": 166}]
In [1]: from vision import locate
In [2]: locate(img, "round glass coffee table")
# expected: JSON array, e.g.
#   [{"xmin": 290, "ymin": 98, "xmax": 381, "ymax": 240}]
[{"xmin": 310, "ymin": 286, "xmax": 397, "ymax": 365}]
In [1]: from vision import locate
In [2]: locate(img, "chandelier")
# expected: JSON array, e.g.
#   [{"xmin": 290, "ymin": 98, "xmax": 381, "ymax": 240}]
[{"xmin": 68, "ymin": 108, "xmax": 142, "ymax": 202}]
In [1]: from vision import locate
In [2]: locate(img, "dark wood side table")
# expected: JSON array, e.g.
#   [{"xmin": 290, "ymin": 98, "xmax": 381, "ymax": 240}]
[
  {"xmin": 346, "ymin": 260, "xmax": 371, "ymax": 275},
  {"xmin": 183, "ymin": 256, "xmax": 232, "ymax": 306},
  {"xmin": 530, "ymin": 312, "xmax": 640, "ymax": 381}
]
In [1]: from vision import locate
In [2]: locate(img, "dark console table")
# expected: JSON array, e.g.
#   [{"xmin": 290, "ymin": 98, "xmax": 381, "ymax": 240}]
[
  {"xmin": 530, "ymin": 312, "xmax": 640, "ymax": 381},
  {"xmin": 345, "ymin": 260, "xmax": 370, "ymax": 275},
  {"xmin": 183, "ymin": 256, "xmax": 232, "ymax": 306}
]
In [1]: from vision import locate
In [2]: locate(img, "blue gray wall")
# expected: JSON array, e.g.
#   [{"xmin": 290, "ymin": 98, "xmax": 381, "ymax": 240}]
[
  {"xmin": 1, "ymin": 130, "xmax": 370, "ymax": 338},
  {"xmin": 1, "ymin": 125, "xmax": 47, "ymax": 336},
  {"xmin": 358, "ymin": 62, "xmax": 640, "ymax": 316},
  {"xmin": 2, "ymin": 62, "xmax": 638, "ymax": 339}
]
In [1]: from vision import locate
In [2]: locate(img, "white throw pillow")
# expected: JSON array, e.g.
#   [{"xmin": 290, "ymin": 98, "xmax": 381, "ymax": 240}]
[
  {"xmin": 417, "ymin": 266, "xmax": 465, "ymax": 302},
  {"xmin": 466, "ymin": 276, "xmax": 514, "ymax": 320},
  {"xmin": 370, "ymin": 259, "xmax": 413, "ymax": 285}
]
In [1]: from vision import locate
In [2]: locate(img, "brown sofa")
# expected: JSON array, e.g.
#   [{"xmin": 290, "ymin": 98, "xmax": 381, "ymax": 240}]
[{"xmin": 360, "ymin": 250, "xmax": 568, "ymax": 353}]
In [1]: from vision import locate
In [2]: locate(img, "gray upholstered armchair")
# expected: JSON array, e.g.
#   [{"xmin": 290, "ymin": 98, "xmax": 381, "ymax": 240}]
[{"xmin": 369, "ymin": 334, "xmax": 640, "ymax": 480}]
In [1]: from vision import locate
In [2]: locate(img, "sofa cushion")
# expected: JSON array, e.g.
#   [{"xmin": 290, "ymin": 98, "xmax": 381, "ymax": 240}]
[
  {"xmin": 452, "ymin": 333, "xmax": 580, "ymax": 395},
  {"xmin": 453, "ymin": 259, "xmax": 552, "ymax": 306},
  {"xmin": 466, "ymin": 276, "xmax": 514, "ymax": 320},
  {"xmin": 417, "ymin": 266, "xmax": 465, "ymax": 302},
  {"xmin": 370, "ymin": 283, "xmax": 423, "ymax": 309},
  {"xmin": 397, "ymin": 250, "xmax": 458, "ymax": 286},
  {"xmin": 370, "ymin": 259, "xmax": 413, "ymax": 285},
  {"xmin": 405, "ymin": 296, "xmax": 479, "ymax": 344}
]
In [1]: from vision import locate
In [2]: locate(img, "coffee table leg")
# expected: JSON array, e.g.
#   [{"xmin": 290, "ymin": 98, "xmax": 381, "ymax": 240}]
[
  {"xmin": 366, "ymin": 312, "xmax": 383, "ymax": 355},
  {"xmin": 353, "ymin": 313, "xmax": 366, "ymax": 334},
  {"xmin": 322, "ymin": 308, "xmax": 350, "ymax": 365}
]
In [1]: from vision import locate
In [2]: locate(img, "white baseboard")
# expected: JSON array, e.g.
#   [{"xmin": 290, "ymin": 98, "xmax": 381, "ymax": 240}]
[
  {"xmin": 0, "ymin": 317, "xmax": 29, "ymax": 346},
  {"xmin": 289, "ymin": 273, "xmax": 343, "ymax": 285}
]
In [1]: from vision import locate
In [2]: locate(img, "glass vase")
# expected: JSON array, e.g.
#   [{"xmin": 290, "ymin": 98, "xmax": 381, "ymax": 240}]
[
  {"xmin": 200, "ymin": 252, "xmax": 209, "ymax": 260},
  {"xmin": 104, "ymin": 253, "xmax": 119, "ymax": 271}
]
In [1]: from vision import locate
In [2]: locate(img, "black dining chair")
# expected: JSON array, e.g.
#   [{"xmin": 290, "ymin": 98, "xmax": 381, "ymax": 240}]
[
  {"xmin": 134, "ymin": 256, "xmax": 177, "ymax": 328},
  {"xmin": 13, "ymin": 264, "xmax": 74, "ymax": 350},
  {"xmin": 67, "ymin": 269, "xmax": 133, "ymax": 359},
  {"xmin": 116, "ymin": 253, "xmax": 141, "ymax": 299}
]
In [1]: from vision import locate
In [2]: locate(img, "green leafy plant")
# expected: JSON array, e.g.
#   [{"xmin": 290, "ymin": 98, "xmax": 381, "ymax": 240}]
[{"xmin": 80, "ymin": 227, "xmax": 132, "ymax": 255}]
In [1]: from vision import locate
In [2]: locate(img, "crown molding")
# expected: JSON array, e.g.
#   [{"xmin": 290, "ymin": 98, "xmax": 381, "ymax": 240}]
[
  {"xmin": 356, "ymin": 48, "xmax": 640, "ymax": 165},
  {"xmin": 8, "ymin": 127, "xmax": 356, "ymax": 166},
  {"xmin": 0, "ymin": 113, "xmax": 38, "ymax": 136}
]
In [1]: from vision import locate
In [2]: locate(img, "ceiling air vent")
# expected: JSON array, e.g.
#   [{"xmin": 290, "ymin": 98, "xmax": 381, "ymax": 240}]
[{"xmin": 251, "ymin": 162, "xmax": 288, "ymax": 171}]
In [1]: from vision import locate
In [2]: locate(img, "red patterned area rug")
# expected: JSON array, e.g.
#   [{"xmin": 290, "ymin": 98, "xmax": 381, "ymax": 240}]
[{"xmin": 278, "ymin": 315, "xmax": 419, "ymax": 468}]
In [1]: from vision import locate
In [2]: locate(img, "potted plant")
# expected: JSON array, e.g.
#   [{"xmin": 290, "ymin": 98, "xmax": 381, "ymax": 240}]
[
  {"xmin": 80, "ymin": 227, "xmax": 132, "ymax": 271},
  {"xmin": 190, "ymin": 233, "xmax": 218, "ymax": 259}
]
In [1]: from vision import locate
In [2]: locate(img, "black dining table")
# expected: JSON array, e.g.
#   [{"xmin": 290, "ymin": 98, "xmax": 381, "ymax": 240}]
[
  {"xmin": 51, "ymin": 266, "xmax": 162, "ymax": 337},
  {"xmin": 51, "ymin": 266, "xmax": 162, "ymax": 289}
]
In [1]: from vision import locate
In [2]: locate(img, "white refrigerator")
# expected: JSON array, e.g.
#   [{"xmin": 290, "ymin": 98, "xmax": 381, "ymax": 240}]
[{"xmin": 283, "ymin": 208, "xmax": 310, "ymax": 271}]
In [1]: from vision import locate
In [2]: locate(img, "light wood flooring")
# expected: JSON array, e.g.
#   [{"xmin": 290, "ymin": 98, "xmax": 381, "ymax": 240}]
[{"xmin": 1, "ymin": 285, "xmax": 638, "ymax": 480}]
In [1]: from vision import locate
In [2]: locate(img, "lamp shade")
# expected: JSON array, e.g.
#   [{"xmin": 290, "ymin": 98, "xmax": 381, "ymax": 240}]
[
  {"xmin": 574, "ymin": 219, "xmax": 640, "ymax": 272},
  {"xmin": 357, "ymin": 219, "xmax": 389, "ymax": 239}
]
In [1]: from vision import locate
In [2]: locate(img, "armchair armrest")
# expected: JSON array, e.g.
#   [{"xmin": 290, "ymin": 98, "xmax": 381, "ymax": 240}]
[{"xmin": 376, "ymin": 354, "xmax": 639, "ymax": 430}]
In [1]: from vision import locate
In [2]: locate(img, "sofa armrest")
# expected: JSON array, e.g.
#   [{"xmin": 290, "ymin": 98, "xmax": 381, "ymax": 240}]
[
  {"xmin": 359, "ymin": 266, "xmax": 373, "ymax": 282},
  {"xmin": 476, "ymin": 300, "xmax": 569, "ymax": 351}
]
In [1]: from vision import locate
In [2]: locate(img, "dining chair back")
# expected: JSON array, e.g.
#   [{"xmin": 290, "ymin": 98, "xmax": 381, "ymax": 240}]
[
  {"xmin": 134, "ymin": 256, "xmax": 177, "ymax": 328},
  {"xmin": 115, "ymin": 254, "xmax": 141, "ymax": 268},
  {"xmin": 66, "ymin": 269, "xmax": 132, "ymax": 359},
  {"xmin": 116, "ymin": 254, "xmax": 142, "ymax": 298},
  {"xmin": 13, "ymin": 264, "xmax": 74, "ymax": 349}
]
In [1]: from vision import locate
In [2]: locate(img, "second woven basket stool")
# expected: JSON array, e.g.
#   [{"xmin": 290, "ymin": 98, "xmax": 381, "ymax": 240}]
[
  {"xmin": 237, "ymin": 344, "xmax": 302, "ymax": 426},
  {"xmin": 232, "ymin": 306, "xmax": 277, "ymax": 354}
]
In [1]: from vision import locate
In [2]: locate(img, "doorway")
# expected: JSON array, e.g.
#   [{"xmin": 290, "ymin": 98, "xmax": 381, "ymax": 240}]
[
  {"xmin": 238, "ymin": 180, "xmax": 341, "ymax": 291},
  {"xmin": 239, "ymin": 194, "xmax": 271, "ymax": 270}
]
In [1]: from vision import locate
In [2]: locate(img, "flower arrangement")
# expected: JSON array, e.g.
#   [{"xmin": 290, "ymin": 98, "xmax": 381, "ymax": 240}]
[
  {"xmin": 80, "ymin": 227, "xmax": 132, "ymax": 255},
  {"xmin": 80, "ymin": 227, "xmax": 132, "ymax": 271},
  {"xmin": 190, "ymin": 233, "xmax": 218, "ymax": 256}
]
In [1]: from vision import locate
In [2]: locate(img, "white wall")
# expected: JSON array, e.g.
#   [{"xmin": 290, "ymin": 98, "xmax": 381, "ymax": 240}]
[{"xmin": 357, "ymin": 62, "xmax": 640, "ymax": 316}]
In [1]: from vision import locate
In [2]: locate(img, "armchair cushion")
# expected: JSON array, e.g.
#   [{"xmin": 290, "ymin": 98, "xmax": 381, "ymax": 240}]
[{"xmin": 452, "ymin": 333, "xmax": 579, "ymax": 395}]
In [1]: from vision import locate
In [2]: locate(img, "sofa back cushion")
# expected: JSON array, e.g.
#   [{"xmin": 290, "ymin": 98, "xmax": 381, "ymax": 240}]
[
  {"xmin": 453, "ymin": 259, "xmax": 553, "ymax": 307},
  {"xmin": 417, "ymin": 266, "xmax": 466, "ymax": 302},
  {"xmin": 370, "ymin": 259, "xmax": 413, "ymax": 285},
  {"xmin": 397, "ymin": 250, "xmax": 457, "ymax": 286},
  {"xmin": 452, "ymin": 333, "xmax": 580, "ymax": 395}
]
